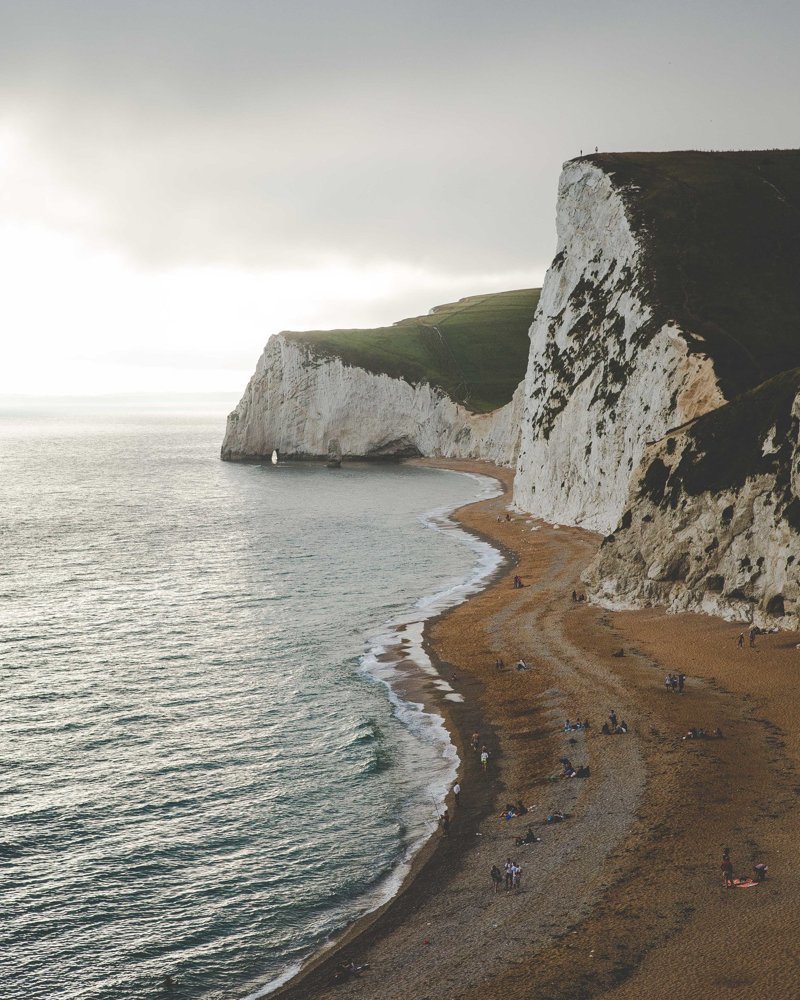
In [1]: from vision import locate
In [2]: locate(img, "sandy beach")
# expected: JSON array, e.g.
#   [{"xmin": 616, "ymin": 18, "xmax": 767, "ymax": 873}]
[{"xmin": 274, "ymin": 459, "xmax": 800, "ymax": 1000}]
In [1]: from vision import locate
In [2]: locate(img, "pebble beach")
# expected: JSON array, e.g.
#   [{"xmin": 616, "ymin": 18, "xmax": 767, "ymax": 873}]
[{"xmin": 275, "ymin": 459, "xmax": 800, "ymax": 1000}]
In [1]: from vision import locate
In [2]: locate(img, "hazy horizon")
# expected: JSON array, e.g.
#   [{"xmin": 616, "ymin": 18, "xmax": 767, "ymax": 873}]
[{"xmin": 2, "ymin": 0, "xmax": 798, "ymax": 395}]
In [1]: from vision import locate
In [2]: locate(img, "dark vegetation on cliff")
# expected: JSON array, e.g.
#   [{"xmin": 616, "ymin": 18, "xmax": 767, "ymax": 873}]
[
  {"xmin": 588, "ymin": 149, "xmax": 800, "ymax": 401},
  {"xmin": 283, "ymin": 288, "xmax": 540, "ymax": 413},
  {"xmin": 638, "ymin": 366, "xmax": 800, "ymax": 512}
]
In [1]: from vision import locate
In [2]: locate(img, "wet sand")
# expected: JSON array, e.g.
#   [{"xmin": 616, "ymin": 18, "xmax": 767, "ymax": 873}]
[{"xmin": 274, "ymin": 459, "xmax": 800, "ymax": 1000}]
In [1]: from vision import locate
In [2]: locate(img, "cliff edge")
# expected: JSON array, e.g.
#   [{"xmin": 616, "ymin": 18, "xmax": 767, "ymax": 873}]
[{"xmin": 514, "ymin": 150, "xmax": 800, "ymax": 534}]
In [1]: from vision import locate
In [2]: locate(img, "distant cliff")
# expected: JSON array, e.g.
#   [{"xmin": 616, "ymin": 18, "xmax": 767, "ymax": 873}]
[{"xmin": 221, "ymin": 289, "xmax": 538, "ymax": 466}]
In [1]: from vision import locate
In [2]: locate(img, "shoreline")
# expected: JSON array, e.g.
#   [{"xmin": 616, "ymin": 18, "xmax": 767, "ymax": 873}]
[
  {"xmin": 266, "ymin": 460, "xmax": 514, "ymax": 999},
  {"xmin": 271, "ymin": 457, "xmax": 800, "ymax": 1000}
]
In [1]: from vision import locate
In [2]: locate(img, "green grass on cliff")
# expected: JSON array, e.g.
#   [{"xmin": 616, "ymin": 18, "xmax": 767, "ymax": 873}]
[
  {"xmin": 587, "ymin": 149, "xmax": 800, "ymax": 400},
  {"xmin": 283, "ymin": 288, "xmax": 540, "ymax": 413}
]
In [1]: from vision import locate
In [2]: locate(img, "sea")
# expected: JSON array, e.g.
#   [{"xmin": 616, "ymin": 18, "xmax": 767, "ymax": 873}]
[{"xmin": 1, "ymin": 395, "xmax": 503, "ymax": 999}]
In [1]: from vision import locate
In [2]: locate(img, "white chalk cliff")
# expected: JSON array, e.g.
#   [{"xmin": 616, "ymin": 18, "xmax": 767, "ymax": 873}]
[
  {"xmin": 513, "ymin": 161, "xmax": 723, "ymax": 534},
  {"xmin": 221, "ymin": 335, "xmax": 525, "ymax": 466},
  {"xmin": 582, "ymin": 373, "xmax": 800, "ymax": 629}
]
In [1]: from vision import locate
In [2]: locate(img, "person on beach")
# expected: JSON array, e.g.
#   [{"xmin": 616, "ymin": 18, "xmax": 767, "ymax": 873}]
[
  {"xmin": 512, "ymin": 862, "xmax": 522, "ymax": 890},
  {"xmin": 471, "ymin": 731, "xmax": 480, "ymax": 751},
  {"xmin": 453, "ymin": 782, "xmax": 461, "ymax": 806},
  {"xmin": 749, "ymin": 626, "xmax": 758, "ymax": 648},
  {"xmin": 572, "ymin": 590, "xmax": 577, "ymax": 601},
  {"xmin": 721, "ymin": 848, "xmax": 734, "ymax": 888},
  {"xmin": 504, "ymin": 858, "xmax": 513, "ymax": 889},
  {"xmin": 481, "ymin": 747, "xmax": 490, "ymax": 770},
  {"xmin": 678, "ymin": 673, "xmax": 686, "ymax": 693},
  {"xmin": 516, "ymin": 825, "xmax": 540, "ymax": 846},
  {"xmin": 737, "ymin": 631, "xmax": 745, "ymax": 649},
  {"xmin": 491, "ymin": 864, "xmax": 503, "ymax": 892},
  {"xmin": 609, "ymin": 711, "xmax": 618, "ymax": 729},
  {"xmin": 440, "ymin": 808, "xmax": 450, "ymax": 837}
]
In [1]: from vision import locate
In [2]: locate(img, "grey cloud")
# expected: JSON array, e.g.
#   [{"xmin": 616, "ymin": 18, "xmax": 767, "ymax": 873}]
[{"xmin": 1, "ymin": 0, "xmax": 798, "ymax": 275}]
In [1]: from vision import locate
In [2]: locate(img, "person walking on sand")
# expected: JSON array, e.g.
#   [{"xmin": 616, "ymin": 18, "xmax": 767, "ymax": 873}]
[
  {"xmin": 512, "ymin": 862, "xmax": 522, "ymax": 890},
  {"xmin": 471, "ymin": 731, "xmax": 480, "ymax": 751},
  {"xmin": 440, "ymin": 808, "xmax": 450, "ymax": 837},
  {"xmin": 504, "ymin": 858, "xmax": 513, "ymax": 890},
  {"xmin": 481, "ymin": 747, "xmax": 490, "ymax": 771},
  {"xmin": 453, "ymin": 781, "xmax": 461, "ymax": 806},
  {"xmin": 678, "ymin": 673, "xmax": 686, "ymax": 693},
  {"xmin": 749, "ymin": 626, "xmax": 758, "ymax": 648},
  {"xmin": 737, "ymin": 631, "xmax": 744, "ymax": 649}
]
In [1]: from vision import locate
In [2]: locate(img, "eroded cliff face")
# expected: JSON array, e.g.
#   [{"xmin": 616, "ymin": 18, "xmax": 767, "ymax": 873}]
[
  {"xmin": 513, "ymin": 161, "xmax": 724, "ymax": 534},
  {"xmin": 221, "ymin": 335, "xmax": 524, "ymax": 466},
  {"xmin": 583, "ymin": 372, "xmax": 800, "ymax": 629}
]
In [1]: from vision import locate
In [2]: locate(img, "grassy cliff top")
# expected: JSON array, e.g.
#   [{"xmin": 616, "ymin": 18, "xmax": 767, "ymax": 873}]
[
  {"xmin": 586, "ymin": 149, "xmax": 800, "ymax": 400},
  {"xmin": 283, "ymin": 287, "xmax": 540, "ymax": 413}
]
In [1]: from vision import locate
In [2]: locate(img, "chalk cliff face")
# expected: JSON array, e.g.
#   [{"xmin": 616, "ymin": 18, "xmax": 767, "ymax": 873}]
[
  {"xmin": 513, "ymin": 161, "xmax": 723, "ymax": 534},
  {"xmin": 583, "ymin": 371, "xmax": 800, "ymax": 629},
  {"xmin": 223, "ymin": 151, "xmax": 800, "ymax": 628},
  {"xmin": 221, "ymin": 335, "xmax": 524, "ymax": 466}
]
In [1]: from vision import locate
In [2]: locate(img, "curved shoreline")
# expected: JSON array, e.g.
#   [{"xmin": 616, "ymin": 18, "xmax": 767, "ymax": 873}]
[
  {"xmin": 268, "ymin": 458, "xmax": 800, "ymax": 1000},
  {"xmin": 253, "ymin": 462, "xmax": 513, "ymax": 999}
]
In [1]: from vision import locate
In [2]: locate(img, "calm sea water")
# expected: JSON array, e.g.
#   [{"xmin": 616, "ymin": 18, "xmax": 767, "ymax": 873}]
[{"xmin": 1, "ymin": 396, "xmax": 500, "ymax": 999}]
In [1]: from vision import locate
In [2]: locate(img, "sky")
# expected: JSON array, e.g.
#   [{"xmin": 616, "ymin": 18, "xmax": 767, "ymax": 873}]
[{"xmin": 1, "ymin": 0, "xmax": 798, "ymax": 396}]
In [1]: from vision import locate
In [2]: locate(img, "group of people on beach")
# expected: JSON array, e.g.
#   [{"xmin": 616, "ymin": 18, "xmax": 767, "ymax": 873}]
[
  {"xmin": 501, "ymin": 799, "xmax": 528, "ymax": 821},
  {"xmin": 683, "ymin": 727, "xmax": 723, "ymax": 740},
  {"xmin": 563, "ymin": 718, "xmax": 590, "ymax": 732},
  {"xmin": 664, "ymin": 672, "xmax": 687, "ymax": 693},
  {"xmin": 599, "ymin": 709, "xmax": 628, "ymax": 735},
  {"xmin": 720, "ymin": 846, "xmax": 768, "ymax": 889},
  {"xmin": 470, "ymin": 731, "xmax": 491, "ymax": 772},
  {"xmin": 490, "ymin": 858, "xmax": 523, "ymax": 892},
  {"xmin": 494, "ymin": 656, "xmax": 531, "ymax": 672},
  {"xmin": 737, "ymin": 626, "xmax": 761, "ymax": 648}
]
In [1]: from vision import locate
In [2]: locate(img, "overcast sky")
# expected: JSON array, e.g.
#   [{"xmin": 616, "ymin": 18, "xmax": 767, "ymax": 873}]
[{"xmin": 2, "ymin": 0, "xmax": 798, "ymax": 395}]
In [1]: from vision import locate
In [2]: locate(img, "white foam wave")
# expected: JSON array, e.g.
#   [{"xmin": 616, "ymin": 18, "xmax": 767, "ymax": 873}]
[{"xmin": 245, "ymin": 470, "xmax": 503, "ymax": 998}]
